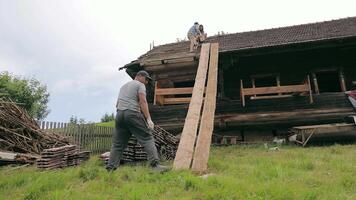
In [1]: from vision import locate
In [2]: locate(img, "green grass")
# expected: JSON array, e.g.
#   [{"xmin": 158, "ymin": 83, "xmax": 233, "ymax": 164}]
[
  {"xmin": 95, "ymin": 121, "xmax": 114, "ymax": 127},
  {"xmin": 1, "ymin": 144, "xmax": 356, "ymax": 200}
]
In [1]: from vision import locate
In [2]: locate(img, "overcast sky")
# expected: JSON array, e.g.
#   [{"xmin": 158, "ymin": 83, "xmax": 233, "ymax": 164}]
[{"xmin": 0, "ymin": 0, "xmax": 355, "ymax": 122}]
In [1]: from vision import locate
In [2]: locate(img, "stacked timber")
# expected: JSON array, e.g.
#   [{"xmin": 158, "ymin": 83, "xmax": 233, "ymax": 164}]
[
  {"xmin": 37, "ymin": 145, "xmax": 90, "ymax": 170},
  {"xmin": 100, "ymin": 125, "xmax": 179, "ymax": 164},
  {"xmin": 0, "ymin": 151, "xmax": 38, "ymax": 166},
  {"xmin": 122, "ymin": 138, "xmax": 147, "ymax": 162}
]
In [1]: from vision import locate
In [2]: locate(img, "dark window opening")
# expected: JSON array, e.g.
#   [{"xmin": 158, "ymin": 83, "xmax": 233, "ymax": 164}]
[
  {"xmin": 254, "ymin": 76, "xmax": 277, "ymax": 87},
  {"xmin": 251, "ymin": 74, "xmax": 279, "ymax": 97},
  {"xmin": 315, "ymin": 71, "xmax": 341, "ymax": 93},
  {"xmin": 173, "ymin": 80, "xmax": 195, "ymax": 98},
  {"xmin": 174, "ymin": 81, "xmax": 195, "ymax": 88}
]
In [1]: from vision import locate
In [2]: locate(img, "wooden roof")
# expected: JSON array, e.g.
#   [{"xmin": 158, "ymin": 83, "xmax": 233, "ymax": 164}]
[{"xmin": 122, "ymin": 16, "xmax": 356, "ymax": 70}]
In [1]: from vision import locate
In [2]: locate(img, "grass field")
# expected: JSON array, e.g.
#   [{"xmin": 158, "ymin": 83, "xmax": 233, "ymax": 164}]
[
  {"xmin": 1, "ymin": 144, "xmax": 356, "ymax": 200},
  {"xmin": 96, "ymin": 121, "xmax": 115, "ymax": 127}
]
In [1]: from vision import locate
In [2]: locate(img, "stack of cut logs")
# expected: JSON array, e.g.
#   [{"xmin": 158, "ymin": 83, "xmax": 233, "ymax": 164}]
[
  {"xmin": 101, "ymin": 125, "xmax": 179, "ymax": 164},
  {"xmin": 37, "ymin": 145, "xmax": 90, "ymax": 170},
  {"xmin": 0, "ymin": 99, "xmax": 90, "ymax": 169}
]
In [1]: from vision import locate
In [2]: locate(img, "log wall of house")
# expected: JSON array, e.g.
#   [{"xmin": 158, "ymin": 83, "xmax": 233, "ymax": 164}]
[{"xmin": 146, "ymin": 39, "xmax": 356, "ymax": 141}]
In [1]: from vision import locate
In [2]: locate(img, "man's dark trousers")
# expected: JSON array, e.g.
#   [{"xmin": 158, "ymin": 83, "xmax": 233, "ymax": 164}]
[{"xmin": 107, "ymin": 109, "xmax": 159, "ymax": 170}]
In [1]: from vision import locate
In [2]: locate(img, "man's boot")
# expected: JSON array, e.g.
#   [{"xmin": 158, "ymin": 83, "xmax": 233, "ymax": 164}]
[{"xmin": 151, "ymin": 164, "xmax": 170, "ymax": 173}]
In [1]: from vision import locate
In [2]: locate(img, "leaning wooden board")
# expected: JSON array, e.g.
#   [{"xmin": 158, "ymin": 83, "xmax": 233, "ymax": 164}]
[
  {"xmin": 191, "ymin": 43, "xmax": 219, "ymax": 172},
  {"xmin": 173, "ymin": 43, "xmax": 211, "ymax": 170}
]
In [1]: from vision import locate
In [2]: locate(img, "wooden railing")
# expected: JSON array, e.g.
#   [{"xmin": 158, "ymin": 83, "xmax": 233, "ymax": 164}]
[
  {"xmin": 240, "ymin": 75, "xmax": 313, "ymax": 107},
  {"xmin": 154, "ymin": 82, "xmax": 193, "ymax": 105},
  {"xmin": 37, "ymin": 121, "xmax": 113, "ymax": 154}
]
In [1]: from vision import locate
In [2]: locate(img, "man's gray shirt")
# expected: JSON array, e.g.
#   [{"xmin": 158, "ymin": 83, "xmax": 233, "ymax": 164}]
[{"xmin": 116, "ymin": 80, "xmax": 146, "ymax": 112}]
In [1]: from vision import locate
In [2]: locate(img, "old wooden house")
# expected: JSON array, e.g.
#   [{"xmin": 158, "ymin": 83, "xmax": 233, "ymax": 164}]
[{"xmin": 120, "ymin": 17, "xmax": 356, "ymax": 142}]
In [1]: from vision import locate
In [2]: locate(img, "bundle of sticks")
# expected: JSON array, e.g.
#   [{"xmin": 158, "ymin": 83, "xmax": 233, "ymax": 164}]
[{"xmin": 0, "ymin": 99, "xmax": 71, "ymax": 154}]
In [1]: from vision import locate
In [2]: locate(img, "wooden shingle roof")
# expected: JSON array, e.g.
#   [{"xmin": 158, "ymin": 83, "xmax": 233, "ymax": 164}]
[{"xmin": 124, "ymin": 17, "xmax": 356, "ymax": 69}]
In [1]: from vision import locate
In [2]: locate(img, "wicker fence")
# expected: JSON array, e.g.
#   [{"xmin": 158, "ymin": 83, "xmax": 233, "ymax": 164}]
[{"xmin": 37, "ymin": 121, "xmax": 113, "ymax": 154}]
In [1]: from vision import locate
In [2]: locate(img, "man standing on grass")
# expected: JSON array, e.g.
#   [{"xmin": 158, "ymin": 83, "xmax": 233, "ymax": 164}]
[{"xmin": 106, "ymin": 70, "xmax": 169, "ymax": 172}]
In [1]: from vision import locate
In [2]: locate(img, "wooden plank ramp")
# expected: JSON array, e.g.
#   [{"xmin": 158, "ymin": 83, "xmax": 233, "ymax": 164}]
[
  {"xmin": 173, "ymin": 43, "xmax": 211, "ymax": 170},
  {"xmin": 191, "ymin": 43, "xmax": 219, "ymax": 172}
]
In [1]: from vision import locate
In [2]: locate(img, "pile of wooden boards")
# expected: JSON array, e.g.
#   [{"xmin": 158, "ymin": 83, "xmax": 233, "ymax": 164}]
[
  {"xmin": 37, "ymin": 145, "xmax": 90, "ymax": 170},
  {"xmin": 100, "ymin": 125, "xmax": 179, "ymax": 164},
  {"xmin": 0, "ymin": 151, "xmax": 38, "ymax": 166},
  {"xmin": 173, "ymin": 43, "xmax": 219, "ymax": 172}
]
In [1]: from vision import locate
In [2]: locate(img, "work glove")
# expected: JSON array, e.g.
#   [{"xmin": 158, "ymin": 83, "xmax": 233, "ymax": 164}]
[{"xmin": 147, "ymin": 117, "xmax": 155, "ymax": 130}]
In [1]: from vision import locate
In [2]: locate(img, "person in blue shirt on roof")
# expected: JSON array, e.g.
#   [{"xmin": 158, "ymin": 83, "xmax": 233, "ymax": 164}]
[{"xmin": 187, "ymin": 22, "xmax": 202, "ymax": 52}]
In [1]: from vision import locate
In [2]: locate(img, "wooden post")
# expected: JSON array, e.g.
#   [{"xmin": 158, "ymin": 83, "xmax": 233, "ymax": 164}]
[
  {"xmin": 312, "ymin": 73, "xmax": 319, "ymax": 94},
  {"xmin": 173, "ymin": 43, "xmax": 211, "ymax": 170},
  {"xmin": 339, "ymin": 70, "xmax": 346, "ymax": 92},
  {"xmin": 154, "ymin": 81, "xmax": 157, "ymax": 105},
  {"xmin": 251, "ymin": 78, "xmax": 256, "ymax": 98},
  {"xmin": 218, "ymin": 68, "xmax": 225, "ymax": 99},
  {"xmin": 276, "ymin": 75, "xmax": 282, "ymax": 95},
  {"xmin": 307, "ymin": 75, "xmax": 313, "ymax": 103},
  {"xmin": 191, "ymin": 43, "xmax": 219, "ymax": 172},
  {"xmin": 240, "ymin": 79, "xmax": 245, "ymax": 107}
]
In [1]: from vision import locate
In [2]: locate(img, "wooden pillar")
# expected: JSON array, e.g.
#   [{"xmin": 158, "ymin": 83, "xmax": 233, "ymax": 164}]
[
  {"xmin": 240, "ymin": 79, "xmax": 245, "ymax": 107},
  {"xmin": 276, "ymin": 75, "xmax": 281, "ymax": 95},
  {"xmin": 150, "ymin": 81, "xmax": 158, "ymax": 105},
  {"xmin": 312, "ymin": 73, "xmax": 319, "ymax": 94},
  {"xmin": 339, "ymin": 70, "xmax": 346, "ymax": 92},
  {"xmin": 307, "ymin": 75, "xmax": 313, "ymax": 103},
  {"xmin": 154, "ymin": 81, "xmax": 164, "ymax": 105},
  {"xmin": 251, "ymin": 78, "xmax": 256, "ymax": 97},
  {"xmin": 218, "ymin": 68, "xmax": 225, "ymax": 99}
]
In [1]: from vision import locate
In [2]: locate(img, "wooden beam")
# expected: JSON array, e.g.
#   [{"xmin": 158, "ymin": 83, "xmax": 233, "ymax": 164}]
[
  {"xmin": 243, "ymin": 84, "xmax": 309, "ymax": 95},
  {"xmin": 173, "ymin": 43, "xmax": 211, "ymax": 170},
  {"xmin": 156, "ymin": 87, "xmax": 194, "ymax": 95},
  {"xmin": 250, "ymin": 94, "xmax": 293, "ymax": 100},
  {"xmin": 164, "ymin": 97, "xmax": 191, "ymax": 105},
  {"xmin": 191, "ymin": 43, "xmax": 219, "ymax": 172},
  {"xmin": 144, "ymin": 61, "xmax": 198, "ymax": 72}
]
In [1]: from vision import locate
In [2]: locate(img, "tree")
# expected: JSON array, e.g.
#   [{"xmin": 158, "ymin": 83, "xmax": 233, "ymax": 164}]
[
  {"xmin": 68, "ymin": 115, "xmax": 87, "ymax": 125},
  {"xmin": 0, "ymin": 71, "xmax": 50, "ymax": 120},
  {"xmin": 101, "ymin": 112, "xmax": 115, "ymax": 122}
]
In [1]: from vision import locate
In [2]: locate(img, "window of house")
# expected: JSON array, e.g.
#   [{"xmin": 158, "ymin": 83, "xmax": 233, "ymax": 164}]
[{"xmin": 312, "ymin": 69, "xmax": 345, "ymax": 93}]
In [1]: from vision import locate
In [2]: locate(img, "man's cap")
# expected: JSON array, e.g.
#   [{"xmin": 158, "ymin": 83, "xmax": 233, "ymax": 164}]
[
  {"xmin": 194, "ymin": 22, "xmax": 199, "ymax": 25},
  {"xmin": 136, "ymin": 70, "xmax": 152, "ymax": 80}
]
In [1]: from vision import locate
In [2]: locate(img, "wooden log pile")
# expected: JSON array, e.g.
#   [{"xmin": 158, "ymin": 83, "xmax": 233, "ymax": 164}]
[
  {"xmin": 100, "ymin": 125, "xmax": 179, "ymax": 164},
  {"xmin": 0, "ymin": 99, "xmax": 90, "ymax": 169},
  {"xmin": 0, "ymin": 99, "xmax": 71, "ymax": 154},
  {"xmin": 37, "ymin": 145, "xmax": 90, "ymax": 170}
]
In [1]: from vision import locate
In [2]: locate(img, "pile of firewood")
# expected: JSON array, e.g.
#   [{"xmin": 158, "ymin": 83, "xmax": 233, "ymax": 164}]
[
  {"xmin": 0, "ymin": 99, "xmax": 90, "ymax": 169},
  {"xmin": 100, "ymin": 125, "xmax": 179, "ymax": 164},
  {"xmin": 0, "ymin": 99, "xmax": 71, "ymax": 154}
]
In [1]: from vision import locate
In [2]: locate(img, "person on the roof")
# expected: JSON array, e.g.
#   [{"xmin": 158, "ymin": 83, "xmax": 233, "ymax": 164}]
[
  {"xmin": 187, "ymin": 22, "xmax": 201, "ymax": 52},
  {"xmin": 198, "ymin": 24, "xmax": 207, "ymax": 43}
]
